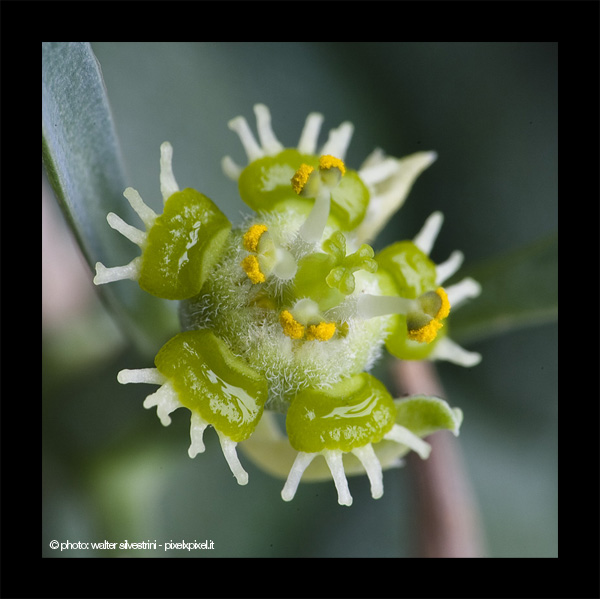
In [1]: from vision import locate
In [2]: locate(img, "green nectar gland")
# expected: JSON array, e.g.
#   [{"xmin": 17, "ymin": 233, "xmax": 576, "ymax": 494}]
[
  {"xmin": 94, "ymin": 143, "xmax": 231, "ymax": 300},
  {"xmin": 238, "ymin": 149, "xmax": 369, "ymax": 233},
  {"xmin": 285, "ymin": 373, "xmax": 396, "ymax": 453}
]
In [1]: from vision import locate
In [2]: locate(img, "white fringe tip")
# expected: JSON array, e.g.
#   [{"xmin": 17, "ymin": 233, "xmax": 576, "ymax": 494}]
[
  {"xmin": 297, "ymin": 112, "xmax": 324, "ymax": 155},
  {"xmin": 324, "ymin": 451, "xmax": 353, "ymax": 506},
  {"xmin": 281, "ymin": 452, "xmax": 317, "ymax": 502},
  {"xmin": 228, "ymin": 116, "xmax": 264, "ymax": 163},
  {"xmin": 117, "ymin": 368, "xmax": 166, "ymax": 386},
  {"xmin": 436, "ymin": 250, "xmax": 464, "ymax": 285},
  {"xmin": 320, "ymin": 122, "xmax": 354, "ymax": 161},
  {"xmin": 431, "ymin": 336, "xmax": 482, "ymax": 367},
  {"xmin": 123, "ymin": 187, "xmax": 157, "ymax": 229},
  {"xmin": 117, "ymin": 367, "xmax": 250, "ymax": 485},
  {"xmin": 142, "ymin": 381, "xmax": 183, "ymax": 427},
  {"xmin": 106, "ymin": 212, "xmax": 147, "ymax": 247},
  {"xmin": 217, "ymin": 432, "xmax": 249, "ymax": 485},
  {"xmin": 358, "ymin": 158, "xmax": 399, "ymax": 186},
  {"xmin": 413, "ymin": 211, "xmax": 444, "ymax": 256},
  {"xmin": 159, "ymin": 142, "xmax": 180, "ymax": 202},
  {"xmin": 254, "ymin": 104, "xmax": 284, "ymax": 155},
  {"xmin": 351, "ymin": 444, "xmax": 383, "ymax": 499},
  {"xmin": 93, "ymin": 257, "xmax": 141, "ymax": 286},
  {"xmin": 188, "ymin": 411, "xmax": 209, "ymax": 458},
  {"xmin": 384, "ymin": 424, "xmax": 432, "ymax": 459},
  {"xmin": 446, "ymin": 277, "xmax": 482, "ymax": 308},
  {"xmin": 281, "ymin": 424, "xmax": 437, "ymax": 505},
  {"xmin": 355, "ymin": 151, "xmax": 438, "ymax": 244},
  {"xmin": 221, "ymin": 155, "xmax": 243, "ymax": 181}
]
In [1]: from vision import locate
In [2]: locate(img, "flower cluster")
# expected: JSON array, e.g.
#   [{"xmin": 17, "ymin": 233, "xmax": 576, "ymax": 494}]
[{"xmin": 94, "ymin": 105, "xmax": 480, "ymax": 505}]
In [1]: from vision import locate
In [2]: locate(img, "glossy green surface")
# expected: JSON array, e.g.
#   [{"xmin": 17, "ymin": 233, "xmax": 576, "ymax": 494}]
[
  {"xmin": 293, "ymin": 252, "xmax": 345, "ymax": 312},
  {"xmin": 238, "ymin": 149, "xmax": 369, "ymax": 230},
  {"xmin": 383, "ymin": 314, "xmax": 449, "ymax": 360},
  {"xmin": 394, "ymin": 395, "xmax": 462, "ymax": 437},
  {"xmin": 286, "ymin": 373, "xmax": 396, "ymax": 453},
  {"xmin": 139, "ymin": 189, "xmax": 231, "ymax": 300},
  {"xmin": 375, "ymin": 241, "xmax": 436, "ymax": 299},
  {"xmin": 155, "ymin": 330, "xmax": 268, "ymax": 441},
  {"xmin": 375, "ymin": 241, "xmax": 439, "ymax": 358}
]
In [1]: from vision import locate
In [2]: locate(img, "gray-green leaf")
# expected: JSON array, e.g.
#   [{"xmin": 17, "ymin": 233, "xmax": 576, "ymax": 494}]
[
  {"xmin": 42, "ymin": 42, "xmax": 177, "ymax": 353},
  {"xmin": 448, "ymin": 233, "xmax": 558, "ymax": 344}
]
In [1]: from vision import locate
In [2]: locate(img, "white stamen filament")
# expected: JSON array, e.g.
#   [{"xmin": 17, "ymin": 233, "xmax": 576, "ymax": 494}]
[
  {"xmin": 290, "ymin": 298, "xmax": 322, "ymax": 325},
  {"xmin": 297, "ymin": 112, "xmax": 324, "ymax": 155},
  {"xmin": 356, "ymin": 294, "xmax": 415, "ymax": 320},
  {"xmin": 298, "ymin": 187, "xmax": 331, "ymax": 244},
  {"xmin": 267, "ymin": 247, "xmax": 297, "ymax": 280},
  {"xmin": 228, "ymin": 116, "xmax": 264, "ymax": 162},
  {"xmin": 254, "ymin": 104, "xmax": 284, "ymax": 155},
  {"xmin": 159, "ymin": 142, "xmax": 180, "ymax": 202},
  {"xmin": 413, "ymin": 211, "xmax": 444, "ymax": 256}
]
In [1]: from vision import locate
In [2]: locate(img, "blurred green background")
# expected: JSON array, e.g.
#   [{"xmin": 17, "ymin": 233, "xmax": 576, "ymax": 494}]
[{"xmin": 42, "ymin": 42, "xmax": 557, "ymax": 557}]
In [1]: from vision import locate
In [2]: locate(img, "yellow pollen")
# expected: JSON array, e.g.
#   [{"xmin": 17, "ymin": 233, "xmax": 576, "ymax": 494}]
[
  {"xmin": 291, "ymin": 164, "xmax": 315, "ymax": 194},
  {"xmin": 434, "ymin": 287, "xmax": 451, "ymax": 320},
  {"xmin": 408, "ymin": 319, "xmax": 443, "ymax": 344},
  {"xmin": 305, "ymin": 321, "xmax": 336, "ymax": 341},
  {"xmin": 319, "ymin": 154, "xmax": 346, "ymax": 176},
  {"xmin": 279, "ymin": 310, "xmax": 305, "ymax": 339},
  {"xmin": 243, "ymin": 224, "xmax": 268, "ymax": 253},
  {"xmin": 241, "ymin": 255, "xmax": 265, "ymax": 284}
]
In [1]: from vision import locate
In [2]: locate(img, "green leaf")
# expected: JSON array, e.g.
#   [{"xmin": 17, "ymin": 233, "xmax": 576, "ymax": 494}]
[
  {"xmin": 42, "ymin": 42, "xmax": 177, "ymax": 353},
  {"xmin": 448, "ymin": 233, "xmax": 558, "ymax": 344},
  {"xmin": 394, "ymin": 395, "xmax": 463, "ymax": 437}
]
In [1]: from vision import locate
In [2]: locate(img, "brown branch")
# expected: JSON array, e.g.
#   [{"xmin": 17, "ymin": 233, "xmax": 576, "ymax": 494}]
[{"xmin": 391, "ymin": 359, "xmax": 486, "ymax": 558}]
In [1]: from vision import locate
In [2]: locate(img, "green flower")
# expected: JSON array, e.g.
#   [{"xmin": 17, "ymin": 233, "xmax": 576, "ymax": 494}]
[{"xmin": 94, "ymin": 104, "xmax": 480, "ymax": 505}]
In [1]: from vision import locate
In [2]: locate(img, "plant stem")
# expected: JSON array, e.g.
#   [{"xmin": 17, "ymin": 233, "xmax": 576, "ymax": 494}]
[{"xmin": 391, "ymin": 359, "xmax": 485, "ymax": 558}]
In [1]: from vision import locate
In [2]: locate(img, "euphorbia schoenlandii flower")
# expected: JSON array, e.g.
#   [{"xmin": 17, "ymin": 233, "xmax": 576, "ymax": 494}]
[{"xmin": 94, "ymin": 104, "xmax": 481, "ymax": 506}]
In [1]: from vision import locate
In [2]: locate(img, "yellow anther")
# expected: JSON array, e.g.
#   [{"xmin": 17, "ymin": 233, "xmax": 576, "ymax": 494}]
[
  {"xmin": 279, "ymin": 310, "xmax": 305, "ymax": 340},
  {"xmin": 434, "ymin": 287, "xmax": 451, "ymax": 320},
  {"xmin": 291, "ymin": 164, "xmax": 315, "ymax": 195},
  {"xmin": 305, "ymin": 321, "xmax": 336, "ymax": 341},
  {"xmin": 319, "ymin": 154, "xmax": 346, "ymax": 176},
  {"xmin": 408, "ymin": 318, "xmax": 443, "ymax": 344},
  {"xmin": 241, "ymin": 255, "xmax": 265, "ymax": 284},
  {"xmin": 243, "ymin": 224, "xmax": 268, "ymax": 253}
]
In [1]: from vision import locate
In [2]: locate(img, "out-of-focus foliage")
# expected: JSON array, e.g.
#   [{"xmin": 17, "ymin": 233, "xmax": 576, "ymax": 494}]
[{"xmin": 43, "ymin": 42, "xmax": 557, "ymax": 558}]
